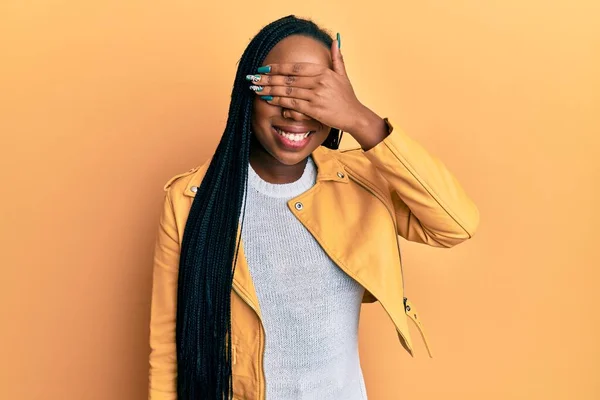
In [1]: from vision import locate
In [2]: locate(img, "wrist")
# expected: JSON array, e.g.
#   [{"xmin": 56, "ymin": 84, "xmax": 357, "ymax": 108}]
[{"xmin": 350, "ymin": 106, "xmax": 389, "ymax": 150}]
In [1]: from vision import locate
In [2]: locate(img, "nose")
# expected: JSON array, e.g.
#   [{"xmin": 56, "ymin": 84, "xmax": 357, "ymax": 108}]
[{"xmin": 282, "ymin": 108, "xmax": 312, "ymax": 122}]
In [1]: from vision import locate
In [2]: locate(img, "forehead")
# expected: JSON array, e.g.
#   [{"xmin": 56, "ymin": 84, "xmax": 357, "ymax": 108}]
[{"xmin": 263, "ymin": 35, "xmax": 332, "ymax": 67}]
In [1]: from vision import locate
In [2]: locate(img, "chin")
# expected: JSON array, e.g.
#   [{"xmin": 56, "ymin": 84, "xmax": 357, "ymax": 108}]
[{"xmin": 270, "ymin": 149, "xmax": 313, "ymax": 165}]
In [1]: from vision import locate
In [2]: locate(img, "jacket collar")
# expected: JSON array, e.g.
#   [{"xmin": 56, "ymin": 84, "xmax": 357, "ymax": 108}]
[{"xmin": 183, "ymin": 145, "xmax": 349, "ymax": 197}]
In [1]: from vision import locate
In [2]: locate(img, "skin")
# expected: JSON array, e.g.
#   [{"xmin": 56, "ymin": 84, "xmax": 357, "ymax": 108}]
[{"xmin": 249, "ymin": 34, "xmax": 389, "ymax": 184}]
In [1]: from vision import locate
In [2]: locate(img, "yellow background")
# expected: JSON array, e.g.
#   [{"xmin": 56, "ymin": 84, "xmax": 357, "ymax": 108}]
[{"xmin": 1, "ymin": 1, "xmax": 599, "ymax": 399}]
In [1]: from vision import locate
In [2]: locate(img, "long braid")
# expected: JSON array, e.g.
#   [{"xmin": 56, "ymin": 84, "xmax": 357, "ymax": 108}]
[{"xmin": 176, "ymin": 15, "xmax": 342, "ymax": 399}]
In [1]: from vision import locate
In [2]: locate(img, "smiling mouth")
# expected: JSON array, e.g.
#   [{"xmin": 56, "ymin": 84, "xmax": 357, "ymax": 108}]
[{"xmin": 273, "ymin": 127, "xmax": 315, "ymax": 141}]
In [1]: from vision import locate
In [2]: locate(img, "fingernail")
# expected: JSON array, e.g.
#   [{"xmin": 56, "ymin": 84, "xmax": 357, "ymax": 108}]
[
  {"xmin": 260, "ymin": 95, "xmax": 273, "ymax": 101},
  {"xmin": 337, "ymin": 32, "xmax": 341, "ymax": 49},
  {"xmin": 257, "ymin": 66, "xmax": 271, "ymax": 74},
  {"xmin": 246, "ymin": 74, "xmax": 260, "ymax": 82},
  {"xmin": 249, "ymin": 85, "xmax": 263, "ymax": 92}
]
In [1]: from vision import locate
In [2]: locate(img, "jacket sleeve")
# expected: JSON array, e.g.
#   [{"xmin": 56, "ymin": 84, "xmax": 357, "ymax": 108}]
[
  {"xmin": 149, "ymin": 191, "xmax": 179, "ymax": 399},
  {"xmin": 362, "ymin": 120, "xmax": 480, "ymax": 248}
]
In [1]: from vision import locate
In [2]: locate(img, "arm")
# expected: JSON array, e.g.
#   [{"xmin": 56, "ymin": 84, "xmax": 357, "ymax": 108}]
[
  {"xmin": 149, "ymin": 192, "xmax": 179, "ymax": 399},
  {"xmin": 246, "ymin": 39, "xmax": 479, "ymax": 246},
  {"xmin": 360, "ymin": 117, "xmax": 480, "ymax": 247}
]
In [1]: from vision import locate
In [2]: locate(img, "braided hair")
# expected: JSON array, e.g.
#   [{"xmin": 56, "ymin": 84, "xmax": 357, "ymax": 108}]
[{"xmin": 176, "ymin": 15, "xmax": 342, "ymax": 399}]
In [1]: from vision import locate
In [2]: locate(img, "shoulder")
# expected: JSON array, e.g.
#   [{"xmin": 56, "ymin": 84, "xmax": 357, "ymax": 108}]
[
  {"xmin": 337, "ymin": 145, "xmax": 366, "ymax": 161},
  {"xmin": 162, "ymin": 157, "xmax": 212, "ymax": 197},
  {"xmin": 331, "ymin": 145, "xmax": 390, "ymax": 190},
  {"xmin": 163, "ymin": 166, "xmax": 200, "ymax": 191}
]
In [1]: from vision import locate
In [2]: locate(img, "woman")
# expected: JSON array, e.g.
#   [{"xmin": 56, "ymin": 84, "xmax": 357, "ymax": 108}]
[{"xmin": 149, "ymin": 15, "xmax": 479, "ymax": 400}]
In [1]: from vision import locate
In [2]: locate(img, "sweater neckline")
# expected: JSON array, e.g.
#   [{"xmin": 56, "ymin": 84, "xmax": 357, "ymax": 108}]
[{"xmin": 248, "ymin": 156, "xmax": 317, "ymax": 198}]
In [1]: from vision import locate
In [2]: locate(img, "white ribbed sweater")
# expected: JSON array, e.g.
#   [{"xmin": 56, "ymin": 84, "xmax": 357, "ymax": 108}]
[{"xmin": 239, "ymin": 156, "xmax": 368, "ymax": 400}]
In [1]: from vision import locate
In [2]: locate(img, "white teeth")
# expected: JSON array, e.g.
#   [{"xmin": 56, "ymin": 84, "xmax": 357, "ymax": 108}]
[{"xmin": 275, "ymin": 128, "xmax": 312, "ymax": 141}]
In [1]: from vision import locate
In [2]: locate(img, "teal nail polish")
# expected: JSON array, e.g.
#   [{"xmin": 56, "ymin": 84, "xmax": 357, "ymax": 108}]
[
  {"xmin": 337, "ymin": 32, "xmax": 341, "ymax": 49},
  {"xmin": 257, "ymin": 65, "xmax": 271, "ymax": 74},
  {"xmin": 249, "ymin": 85, "xmax": 263, "ymax": 92},
  {"xmin": 246, "ymin": 74, "xmax": 260, "ymax": 82},
  {"xmin": 260, "ymin": 95, "xmax": 273, "ymax": 101}
]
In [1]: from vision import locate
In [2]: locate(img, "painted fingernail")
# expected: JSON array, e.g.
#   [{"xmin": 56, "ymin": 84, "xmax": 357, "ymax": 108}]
[
  {"xmin": 337, "ymin": 32, "xmax": 341, "ymax": 49},
  {"xmin": 246, "ymin": 74, "xmax": 260, "ymax": 82},
  {"xmin": 260, "ymin": 95, "xmax": 273, "ymax": 101},
  {"xmin": 257, "ymin": 65, "xmax": 271, "ymax": 74},
  {"xmin": 249, "ymin": 85, "xmax": 263, "ymax": 92}
]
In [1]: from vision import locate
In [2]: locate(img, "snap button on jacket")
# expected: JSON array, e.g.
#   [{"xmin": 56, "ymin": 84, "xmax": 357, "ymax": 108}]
[{"xmin": 149, "ymin": 120, "xmax": 480, "ymax": 400}]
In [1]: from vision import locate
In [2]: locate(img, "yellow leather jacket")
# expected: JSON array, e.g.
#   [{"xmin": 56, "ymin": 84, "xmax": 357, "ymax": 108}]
[{"xmin": 149, "ymin": 119, "xmax": 480, "ymax": 399}]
